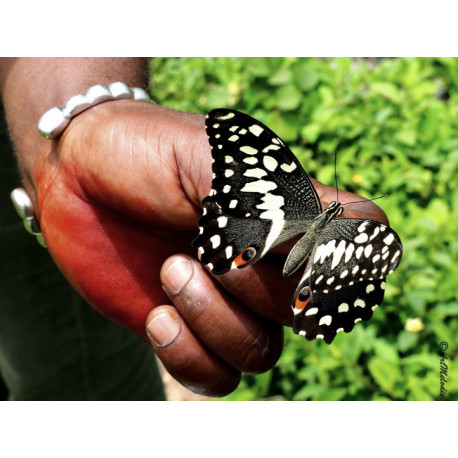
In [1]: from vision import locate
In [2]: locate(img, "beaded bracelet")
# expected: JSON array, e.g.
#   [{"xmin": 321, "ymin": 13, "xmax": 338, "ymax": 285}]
[
  {"xmin": 37, "ymin": 81, "xmax": 153, "ymax": 139},
  {"xmin": 10, "ymin": 188, "xmax": 46, "ymax": 247},
  {"xmin": 11, "ymin": 82, "xmax": 154, "ymax": 248}
]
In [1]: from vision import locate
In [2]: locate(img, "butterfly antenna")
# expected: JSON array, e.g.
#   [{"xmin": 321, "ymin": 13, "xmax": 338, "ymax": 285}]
[
  {"xmin": 334, "ymin": 151, "xmax": 339, "ymax": 202},
  {"xmin": 342, "ymin": 194, "xmax": 390, "ymax": 206}
]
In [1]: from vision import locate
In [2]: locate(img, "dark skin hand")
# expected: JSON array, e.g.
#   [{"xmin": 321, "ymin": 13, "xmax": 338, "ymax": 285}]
[
  {"xmin": 33, "ymin": 102, "xmax": 387, "ymax": 396},
  {"xmin": 0, "ymin": 58, "xmax": 388, "ymax": 396}
]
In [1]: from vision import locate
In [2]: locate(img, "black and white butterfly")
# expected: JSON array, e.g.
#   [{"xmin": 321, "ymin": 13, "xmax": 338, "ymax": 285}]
[{"xmin": 192, "ymin": 109, "xmax": 403, "ymax": 344}]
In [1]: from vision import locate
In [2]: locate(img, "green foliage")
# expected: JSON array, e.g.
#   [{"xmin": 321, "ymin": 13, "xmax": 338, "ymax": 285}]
[{"xmin": 149, "ymin": 57, "xmax": 458, "ymax": 401}]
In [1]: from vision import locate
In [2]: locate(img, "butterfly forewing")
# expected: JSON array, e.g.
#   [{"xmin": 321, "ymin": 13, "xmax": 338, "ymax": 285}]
[{"xmin": 192, "ymin": 109, "xmax": 322, "ymax": 274}]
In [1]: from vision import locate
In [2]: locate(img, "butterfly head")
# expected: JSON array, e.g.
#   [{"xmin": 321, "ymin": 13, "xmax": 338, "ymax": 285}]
[{"xmin": 327, "ymin": 201, "xmax": 344, "ymax": 217}]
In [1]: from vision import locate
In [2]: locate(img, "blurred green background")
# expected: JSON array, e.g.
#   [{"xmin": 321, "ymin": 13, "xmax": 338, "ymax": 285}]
[{"xmin": 148, "ymin": 57, "xmax": 458, "ymax": 401}]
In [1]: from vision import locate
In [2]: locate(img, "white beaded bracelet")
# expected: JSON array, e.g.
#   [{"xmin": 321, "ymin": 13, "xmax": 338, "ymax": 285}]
[
  {"xmin": 37, "ymin": 81, "xmax": 154, "ymax": 139},
  {"xmin": 10, "ymin": 188, "xmax": 46, "ymax": 248}
]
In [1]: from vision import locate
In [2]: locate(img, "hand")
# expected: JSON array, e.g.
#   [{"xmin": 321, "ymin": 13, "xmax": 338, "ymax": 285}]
[{"xmin": 35, "ymin": 101, "xmax": 388, "ymax": 396}]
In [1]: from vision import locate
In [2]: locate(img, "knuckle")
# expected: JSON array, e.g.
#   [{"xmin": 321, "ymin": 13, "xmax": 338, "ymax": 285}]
[{"xmin": 235, "ymin": 325, "xmax": 283, "ymax": 374}]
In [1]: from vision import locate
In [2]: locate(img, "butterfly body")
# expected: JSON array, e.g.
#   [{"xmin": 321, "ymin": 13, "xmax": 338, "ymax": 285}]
[{"xmin": 192, "ymin": 109, "xmax": 403, "ymax": 344}]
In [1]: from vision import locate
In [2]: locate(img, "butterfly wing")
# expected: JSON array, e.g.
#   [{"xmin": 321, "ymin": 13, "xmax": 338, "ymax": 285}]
[
  {"xmin": 293, "ymin": 279, "xmax": 386, "ymax": 344},
  {"xmin": 192, "ymin": 108, "xmax": 322, "ymax": 275},
  {"xmin": 292, "ymin": 218, "xmax": 403, "ymax": 343}
]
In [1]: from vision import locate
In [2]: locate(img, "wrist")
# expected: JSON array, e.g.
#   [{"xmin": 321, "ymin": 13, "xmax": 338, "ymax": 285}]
[{"xmin": 1, "ymin": 58, "xmax": 148, "ymax": 194}]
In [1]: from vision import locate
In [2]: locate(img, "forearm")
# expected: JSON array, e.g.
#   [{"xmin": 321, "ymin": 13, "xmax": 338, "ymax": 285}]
[{"xmin": 0, "ymin": 57, "xmax": 148, "ymax": 194}]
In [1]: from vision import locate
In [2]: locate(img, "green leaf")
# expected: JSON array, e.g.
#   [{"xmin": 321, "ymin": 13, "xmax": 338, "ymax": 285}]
[
  {"xmin": 395, "ymin": 128, "xmax": 417, "ymax": 146},
  {"xmin": 268, "ymin": 67, "xmax": 291, "ymax": 86},
  {"xmin": 373, "ymin": 340, "xmax": 400, "ymax": 363},
  {"xmin": 371, "ymin": 82, "xmax": 402, "ymax": 103},
  {"xmin": 368, "ymin": 357, "xmax": 402, "ymax": 394},
  {"xmin": 293, "ymin": 62, "xmax": 321, "ymax": 91},
  {"xmin": 315, "ymin": 388, "xmax": 347, "ymax": 401},
  {"xmin": 275, "ymin": 84, "xmax": 302, "ymax": 111},
  {"xmin": 397, "ymin": 331, "xmax": 419, "ymax": 352},
  {"xmin": 407, "ymin": 384, "xmax": 433, "ymax": 401}
]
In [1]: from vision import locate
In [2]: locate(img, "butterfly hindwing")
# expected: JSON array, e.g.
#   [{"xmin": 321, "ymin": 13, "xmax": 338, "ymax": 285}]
[
  {"xmin": 291, "ymin": 218, "xmax": 402, "ymax": 343},
  {"xmin": 192, "ymin": 109, "xmax": 322, "ymax": 274},
  {"xmin": 308, "ymin": 219, "xmax": 403, "ymax": 290},
  {"xmin": 293, "ymin": 279, "xmax": 386, "ymax": 344}
]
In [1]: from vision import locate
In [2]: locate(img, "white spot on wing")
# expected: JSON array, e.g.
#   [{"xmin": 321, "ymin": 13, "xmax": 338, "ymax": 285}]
[
  {"xmin": 224, "ymin": 169, "xmax": 234, "ymax": 178},
  {"xmin": 262, "ymin": 144, "xmax": 281, "ymax": 152},
  {"xmin": 223, "ymin": 185, "xmax": 231, "ymax": 193},
  {"xmin": 217, "ymin": 112, "xmax": 235, "ymax": 120},
  {"xmin": 217, "ymin": 216, "xmax": 228, "ymax": 228},
  {"xmin": 240, "ymin": 146, "xmax": 258, "ymax": 155},
  {"xmin": 356, "ymin": 246, "xmax": 364, "ymax": 259},
  {"xmin": 280, "ymin": 162, "xmax": 297, "ymax": 173},
  {"xmin": 338, "ymin": 303, "xmax": 349, "ymax": 313},
  {"xmin": 228, "ymin": 135, "xmax": 239, "ymax": 142},
  {"xmin": 358, "ymin": 222, "xmax": 369, "ymax": 233},
  {"xmin": 354, "ymin": 299, "xmax": 365, "ymax": 308},
  {"xmin": 263, "ymin": 155, "xmax": 278, "ymax": 171},
  {"xmin": 383, "ymin": 233, "xmax": 395, "ymax": 245},
  {"xmin": 244, "ymin": 168, "xmax": 268, "ymax": 178},
  {"xmin": 314, "ymin": 240, "xmax": 336, "ymax": 264},
  {"xmin": 229, "ymin": 200, "xmax": 238, "ymax": 209},
  {"xmin": 355, "ymin": 232, "xmax": 369, "ymax": 244},
  {"xmin": 210, "ymin": 235, "xmax": 221, "ymax": 249},
  {"xmin": 345, "ymin": 243, "xmax": 355, "ymax": 263},
  {"xmin": 225, "ymin": 246, "xmax": 233, "ymax": 259},
  {"xmin": 364, "ymin": 244, "xmax": 373, "ymax": 258},
  {"xmin": 256, "ymin": 193, "xmax": 285, "ymax": 211},
  {"xmin": 249, "ymin": 124, "xmax": 264, "ymax": 136},
  {"xmin": 319, "ymin": 315, "xmax": 332, "ymax": 326},
  {"xmin": 340, "ymin": 269, "xmax": 348, "ymax": 278},
  {"xmin": 240, "ymin": 180, "xmax": 277, "ymax": 193},
  {"xmin": 370, "ymin": 226, "xmax": 380, "ymax": 240},
  {"xmin": 331, "ymin": 240, "xmax": 346, "ymax": 270},
  {"xmin": 306, "ymin": 307, "xmax": 318, "ymax": 316},
  {"xmin": 366, "ymin": 284, "xmax": 375, "ymax": 293},
  {"xmin": 243, "ymin": 157, "xmax": 258, "ymax": 165}
]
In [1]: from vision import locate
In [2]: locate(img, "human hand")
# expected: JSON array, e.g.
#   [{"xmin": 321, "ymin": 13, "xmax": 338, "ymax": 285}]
[{"xmin": 33, "ymin": 101, "xmax": 388, "ymax": 396}]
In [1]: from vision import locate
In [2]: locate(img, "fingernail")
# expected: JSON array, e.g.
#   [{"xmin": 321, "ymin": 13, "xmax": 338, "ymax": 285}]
[
  {"xmin": 161, "ymin": 257, "xmax": 193, "ymax": 295},
  {"xmin": 147, "ymin": 312, "xmax": 181, "ymax": 347}
]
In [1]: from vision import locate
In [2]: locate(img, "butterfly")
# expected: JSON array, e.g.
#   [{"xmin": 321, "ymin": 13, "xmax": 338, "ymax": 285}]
[{"xmin": 192, "ymin": 109, "xmax": 403, "ymax": 344}]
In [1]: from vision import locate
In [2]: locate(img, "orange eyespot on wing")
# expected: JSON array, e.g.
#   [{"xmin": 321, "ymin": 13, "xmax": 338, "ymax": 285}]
[
  {"xmin": 233, "ymin": 247, "xmax": 257, "ymax": 268},
  {"xmin": 294, "ymin": 286, "xmax": 312, "ymax": 310}
]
